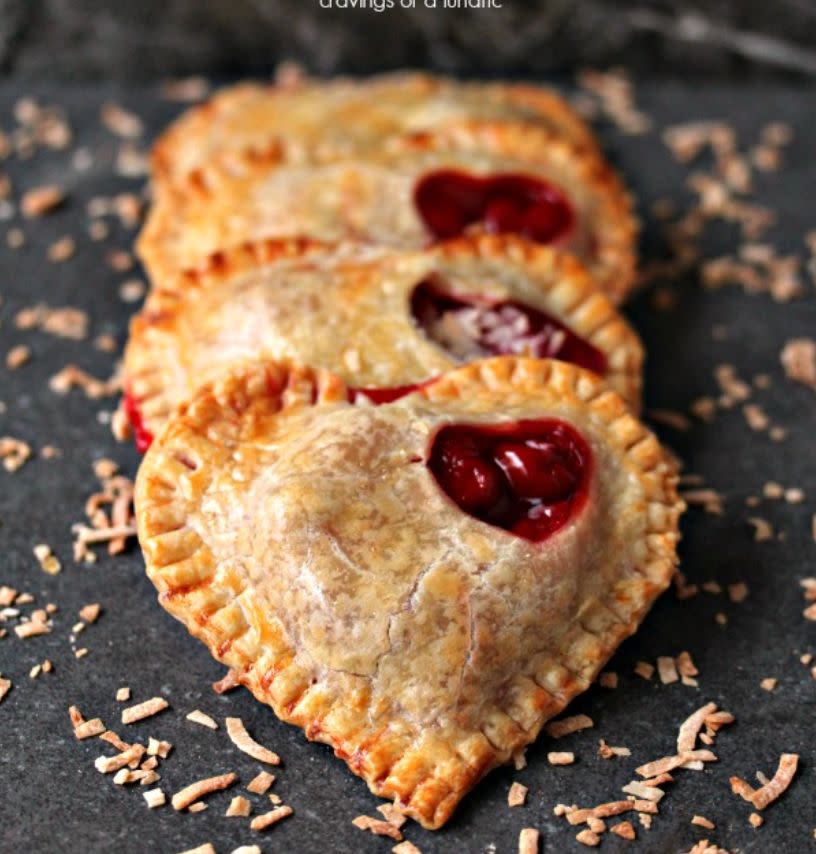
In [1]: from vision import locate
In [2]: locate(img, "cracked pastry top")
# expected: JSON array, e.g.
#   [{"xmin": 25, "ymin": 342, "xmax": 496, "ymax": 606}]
[
  {"xmin": 151, "ymin": 71, "xmax": 600, "ymax": 191},
  {"xmin": 134, "ymin": 355, "xmax": 684, "ymax": 829},
  {"xmin": 139, "ymin": 121, "xmax": 636, "ymax": 303},
  {"xmin": 123, "ymin": 234, "xmax": 643, "ymax": 448}
]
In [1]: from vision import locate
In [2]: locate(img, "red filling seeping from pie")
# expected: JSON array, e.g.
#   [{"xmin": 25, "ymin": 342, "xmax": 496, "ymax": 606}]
[
  {"xmin": 122, "ymin": 388, "xmax": 154, "ymax": 454},
  {"xmin": 415, "ymin": 170, "xmax": 575, "ymax": 245},
  {"xmin": 428, "ymin": 419, "xmax": 592, "ymax": 542},
  {"xmin": 411, "ymin": 277, "xmax": 607, "ymax": 375}
]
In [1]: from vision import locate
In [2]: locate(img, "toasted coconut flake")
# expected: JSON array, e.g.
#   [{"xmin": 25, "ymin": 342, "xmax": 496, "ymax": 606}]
[
  {"xmin": 635, "ymin": 661, "xmax": 655, "ymax": 680},
  {"xmin": 186, "ymin": 709, "xmax": 218, "ymax": 729},
  {"xmin": 657, "ymin": 656, "xmax": 679, "ymax": 684},
  {"xmin": 143, "ymin": 788, "xmax": 166, "ymax": 809},
  {"xmin": 188, "ymin": 802, "xmax": 208, "ymax": 813},
  {"xmin": 636, "ymin": 750, "xmax": 717, "ymax": 778},
  {"xmin": 0, "ymin": 677, "xmax": 11, "ymax": 704},
  {"xmin": 781, "ymin": 338, "xmax": 816, "ymax": 390},
  {"xmin": 246, "ymin": 770, "xmax": 275, "ymax": 795},
  {"xmin": 116, "ymin": 686, "xmax": 131, "ymax": 702},
  {"xmin": 178, "ymin": 845, "xmax": 216, "ymax": 854},
  {"xmin": 598, "ymin": 739, "xmax": 630, "ymax": 759},
  {"xmin": 548, "ymin": 752, "xmax": 575, "ymax": 765},
  {"xmin": 676, "ymin": 651, "xmax": 699, "ymax": 678},
  {"xmin": 14, "ymin": 620, "xmax": 50, "ymax": 639},
  {"xmin": 6, "ymin": 345, "xmax": 31, "ymax": 370},
  {"xmin": 748, "ymin": 754, "xmax": 799, "ymax": 810},
  {"xmin": 599, "ymin": 671, "xmax": 618, "ymax": 689},
  {"xmin": 508, "ymin": 781, "xmax": 528, "ymax": 807},
  {"xmin": 760, "ymin": 678, "xmax": 777, "ymax": 691},
  {"xmin": 121, "ymin": 696, "xmax": 169, "ymax": 725},
  {"xmin": 75, "ymin": 718, "xmax": 106, "ymax": 740},
  {"xmin": 748, "ymin": 812, "xmax": 764, "ymax": 827},
  {"xmin": 224, "ymin": 795, "xmax": 252, "ymax": 818},
  {"xmin": 678, "ymin": 702, "xmax": 718, "ymax": 753},
  {"xmin": 101, "ymin": 730, "xmax": 132, "ymax": 752},
  {"xmin": 611, "ymin": 821, "xmax": 636, "ymax": 840},
  {"xmin": 352, "ymin": 815, "xmax": 402, "ymax": 840},
  {"xmin": 681, "ymin": 841, "xmax": 729, "ymax": 854},
  {"xmin": 566, "ymin": 800, "xmax": 657, "ymax": 826},
  {"xmin": 377, "ymin": 803, "xmax": 407, "ymax": 828},
  {"xmin": 575, "ymin": 829, "xmax": 601, "ymax": 847},
  {"xmin": 622, "ymin": 780, "xmax": 665, "ymax": 802},
  {"xmin": 171, "ymin": 772, "xmax": 237, "ymax": 811},
  {"xmin": 21, "ymin": 184, "xmax": 64, "ymax": 217},
  {"xmin": 518, "ymin": 828, "xmax": 539, "ymax": 854},
  {"xmin": 692, "ymin": 815, "xmax": 716, "ymax": 829},
  {"xmin": 250, "ymin": 804, "xmax": 293, "ymax": 832},
  {"xmin": 232, "ymin": 848, "xmax": 262, "ymax": 854},
  {"xmin": 50, "ymin": 364, "xmax": 120, "ymax": 399},
  {"xmin": 101, "ymin": 103, "xmax": 143, "ymax": 138},
  {"xmin": 225, "ymin": 717, "xmax": 279, "ymax": 764},
  {"xmin": 392, "ymin": 843, "xmax": 423, "ymax": 854},
  {"xmin": 79, "ymin": 603, "xmax": 101, "ymax": 623},
  {"xmin": 1, "ymin": 437, "xmax": 32, "ymax": 472},
  {"xmin": 728, "ymin": 582, "xmax": 749, "ymax": 603},
  {"xmin": 0, "ymin": 587, "xmax": 17, "ymax": 607},
  {"xmin": 544, "ymin": 714, "xmax": 593, "ymax": 739},
  {"xmin": 95, "ymin": 744, "xmax": 145, "ymax": 774},
  {"xmin": 213, "ymin": 669, "xmax": 241, "ymax": 694}
]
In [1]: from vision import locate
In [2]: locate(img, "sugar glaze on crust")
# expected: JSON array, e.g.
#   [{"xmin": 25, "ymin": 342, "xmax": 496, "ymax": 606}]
[
  {"xmin": 135, "ymin": 356, "xmax": 683, "ymax": 829},
  {"xmin": 139, "ymin": 121, "xmax": 637, "ymax": 303},
  {"xmin": 124, "ymin": 234, "xmax": 644, "ymax": 439},
  {"xmin": 151, "ymin": 71, "xmax": 600, "ymax": 191}
]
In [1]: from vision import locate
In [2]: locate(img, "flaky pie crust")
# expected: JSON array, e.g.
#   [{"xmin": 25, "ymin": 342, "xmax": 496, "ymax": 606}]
[
  {"xmin": 135, "ymin": 355, "xmax": 683, "ymax": 829},
  {"xmin": 125, "ymin": 234, "xmax": 644, "ymax": 439},
  {"xmin": 139, "ymin": 120, "xmax": 637, "ymax": 302},
  {"xmin": 151, "ymin": 71, "xmax": 599, "ymax": 192}
]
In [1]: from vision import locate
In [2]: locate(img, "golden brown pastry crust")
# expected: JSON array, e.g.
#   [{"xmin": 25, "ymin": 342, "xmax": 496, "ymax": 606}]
[
  {"xmin": 135, "ymin": 356, "xmax": 683, "ymax": 829},
  {"xmin": 139, "ymin": 121, "xmax": 637, "ymax": 303},
  {"xmin": 151, "ymin": 72, "xmax": 599, "ymax": 192},
  {"xmin": 125, "ymin": 234, "xmax": 643, "ymax": 439}
]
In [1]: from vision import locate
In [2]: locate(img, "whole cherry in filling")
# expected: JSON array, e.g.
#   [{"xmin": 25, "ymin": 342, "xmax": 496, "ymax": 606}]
[
  {"xmin": 415, "ymin": 170, "xmax": 574, "ymax": 244},
  {"xmin": 411, "ymin": 277, "xmax": 607, "ymax": 375},
  {"xmin": 428, "ymin": 419, "xmax": 592, "ymax": 542}
]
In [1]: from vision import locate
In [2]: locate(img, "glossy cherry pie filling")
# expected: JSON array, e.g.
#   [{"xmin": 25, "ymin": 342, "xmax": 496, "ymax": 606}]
[
  {"xmin": 411, "ymin": 277, "xmax": 607, "ymax": 375},
  {"xmin": 123, "ymin": 388, "xmax": 154, "ymax": 453},
  {"xmin": 415, "ymin": 170, "xmax": 575, "ymax": 244},
  {"xmin": 428, "ymin": 419, "xmax": 591, "ymax": 542}
]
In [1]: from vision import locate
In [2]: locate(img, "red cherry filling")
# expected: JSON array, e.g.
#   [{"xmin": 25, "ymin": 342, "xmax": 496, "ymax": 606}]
[
  {"xmin": 350, "ymin": 382, "xmax": 429, "ymax": 405},
  {"xmin": 122, "ymin": 388, "xmax": 154, "ymax": 454},
  {"xmin": 411, "ymin": 278, "xmax": 607, "ymax": 375},
  {"xmin": 415, "ymin": 170, "xmax": 574, "ymax": 244},
  {"xmin": 428, "ymin": 419, "xmax": 591, "ymax": 542}
]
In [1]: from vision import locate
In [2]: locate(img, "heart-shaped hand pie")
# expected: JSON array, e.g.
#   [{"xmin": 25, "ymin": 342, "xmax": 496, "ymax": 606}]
[
  {"xmin": 135, "ymin": 356, "xmax": 683, "ymax": 829},
  {"xmin": 124, "ymin": 234, "xmax": 643, "ymax": 447},
  {"xmin": 152, "ymin": 71, "xmax": 598, "ymax": 192},
  {"xmin": 138, "ymin": 122, "xmax": 636, "ymax": 302}
]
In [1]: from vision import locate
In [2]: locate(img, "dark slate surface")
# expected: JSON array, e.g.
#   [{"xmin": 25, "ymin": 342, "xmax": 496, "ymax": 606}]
[{"xmin": 0, "ymin": 80, "xmax": 815, "ymax": 854}]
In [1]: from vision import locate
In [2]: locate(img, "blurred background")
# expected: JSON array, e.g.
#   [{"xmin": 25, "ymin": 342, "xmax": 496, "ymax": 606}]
[{"xmin": 2, "ymin": 0, "xmax": 816, "ymax": 80}]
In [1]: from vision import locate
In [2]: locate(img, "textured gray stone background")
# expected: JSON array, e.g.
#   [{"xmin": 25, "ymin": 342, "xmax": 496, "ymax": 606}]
[{"xmin": 2, "ymin": 0, "xmax": 816, "ymax": 80}]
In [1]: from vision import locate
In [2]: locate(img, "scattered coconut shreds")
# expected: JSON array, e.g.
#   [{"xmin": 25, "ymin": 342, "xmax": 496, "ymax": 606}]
[
  {"xmin": 575, "ymin": 828, "xmax": 601, "ymax": 847},
  {"xmin": 225, "ymin": 716, "xmax": 280, "ymax": 765},
  {"xmin": 246, "ymin": 771, "xmax": 275, "ymax": 795},
  {"xmin": 212, "ymin": 669, "xmax": 241, "ymax": 694},
  {"xmin": 171, "ymin": 772, "xmax": 238, "ymax": 811},
  {"xmin": 0, "ymin": 677, "xmax": 11, "ymax": 704},
  {"xmin": 635, "ymin": 660, "xmax": 655, "ymax": 680},
  {"xmin": 146, "ymin": 737, "xmax": 173, "ymax": 758},
  {"xmin": 249, "ymin": 805, "xmax": 293, "ymax": 832},
  {"xmin": 225, "ymin": 795, "xmax": 252, "ymax": 818},
  {"xmin": 50, "ymin": 364, "xmax": 121, "ymax": 399},
  {"xmin": 79, "ymin": 602, "xmax": 101, "ymax": 623},
  {"xmin": 508, "ymin": 781, "xmax": 528, "ymax": 807},
  {"xmin": 377, "ymin": 803, "xmax": 407, "ymax": 828},
  {"xmin": 544, "ymin": 714, "xmax": 594, "ymax": 739},
  {"xmin": 678, "ymin": 702, "xmax": 720, "ymax": 753},
  {"xmin": 692, "ymin": 815, "xmax": 716, "ymax": 830},
  {"xmin": 747, "ymin": 516, "xmax": 775, "ymax": 542},
  {"xmin": 186, "ymin": 709, "xmax": 218, "ymax": 730},
  {"xmin": 622, "ymin": 780, "xmax": 666, "ymax": 802},
  {"xmin": 682, "ymin": 841, "xmax": 730, "ymax": 854},
  {"xmin": 47, "ymin": 235, "xmax": 75, "ymax": 262},
  {"xmin": 143, "ymin": 788, "xmax": 165, "ymax": 809},
  {"xmin": 392, "ymin": 843, "xmax": 423, "ymax": 854},
  {"xmin": 0, "ymin": 586, "xmax": 17, "ymax": 607},
  {"xmin": 33, "ymin": 543, "xmax": 61, "ymax": 575},
  {"xmin": 6, "ymin": 345, "xmax": 31, "ymax": 370},
  {"xmin": 21, "ymin": 184, "xmax": 64, "ymax": 217},
  {"xmin": 728, "ymin": 582, "xmax": 749, "ymax": 603},
  {"xmin": 1, "ymin": 437, "xmax": 32, "ymax": 472},
  {"xmin": 566, "ymin": 800, "xmax": 658, "ymax": 826},
  {"xmin": 760, "ymin": 678, "xmax": 777, "ymax": 692},
  {"xmin": 232, "ymin": 848, "xmax": 262, "ymax": 854},
  {"xmin": 611, "ymin": 821, "xmax": 636, "ymax": 840},
  {"xmin": 681, "ymin": 488, "xmax": 724, "ymax": 515},
  {"xmin": 599, "ymin": 671, "xmax": 618, "ymax": 689},
  {"xmin": 636, "ymin": 749, "xmax": 717, "ymax": 779},
  {"xmin": 598, "ymin": 740, "xmax": 631, "ymax": 760},
  {"xmin": 518, "ymin": 827, "xmax": 540, "ymax": 854},
  {"xmin": 14, "ymin": 620, "xmax": 51, "ymax": 639},
  {"xmin": 749, "ymin": 812, "xmax": 764, "ymax": 827},
  {"xmin": 178, "ymin": 845, "xmax": 216, "ymax": 854},
  {"xmin": 95, "ymin": 744, "xmax": 145, "ymax": 774},
  {"xmin": 352, "ymin": 815, "xmax": 402, "ymax": 841},
  {"xmin": 121, "ymin": 696, "xmax": 169, "ymax": 725},
  {"xmin": 657, "ymin": 656, "xmax": 679, "ymax": 684},
  {"xmin": 101, "ymin": 103, "xmax": 144, "ymax": 138},
  {"xmin": 74, "ymin": 718, "xmax": 106, "ymax": 740},
  {"xmin": 730, "ymin": 754, "xmax": 799, "ymax": 811},
  {"xmin": 15, "ymin": 304, "xmax": 88, "ymax": 339},
  {"xmin": 548, "ymin": 752, "xmax": 576, "ymax": 766},
  {"xmin": 780, "ymin": 338, "xmax": 816, "ymax": 390},
  {"xmin": 101, "ymin": 730, "xmax": 132, "ymax": 752}
]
